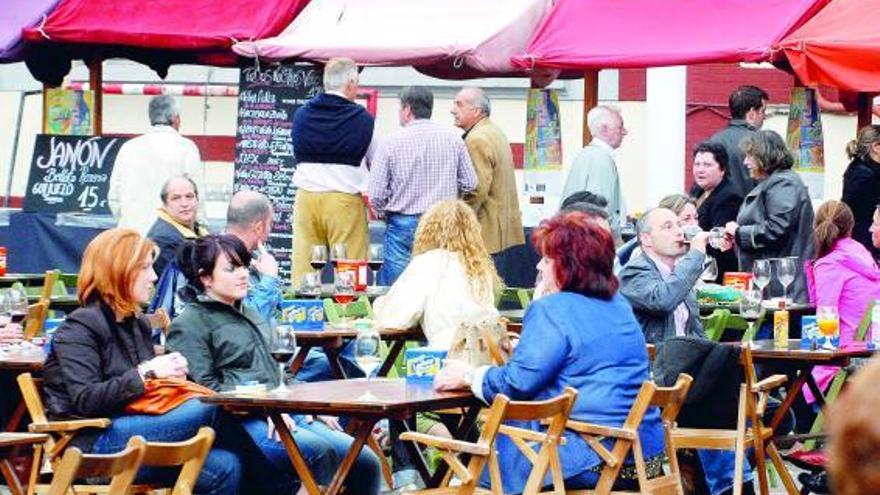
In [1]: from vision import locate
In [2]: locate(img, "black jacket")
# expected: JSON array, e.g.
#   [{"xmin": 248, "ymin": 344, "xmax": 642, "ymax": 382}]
[
  {"xmin": 697, "ymin": 177, "xmax": 744, "ymax": 281},
  {"xmin": 709, "ymin": 120, "xmax": 757, "ymax": 198},
  {"xmin": 841, "ymin": 155, "xmax": 880, "ymax": 260},
  {"xmin": 43, "ymin": 302, "xmax": 153, "ymax": 448},
  {"xmin": 146, "ymin": 216, "xmax": 204, "ymax": 278}
]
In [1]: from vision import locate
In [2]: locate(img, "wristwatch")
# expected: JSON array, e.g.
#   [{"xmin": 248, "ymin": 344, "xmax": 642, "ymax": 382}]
[{"xmin": 138, "ymin": 363, "xmax": 157, "ymax": 381}]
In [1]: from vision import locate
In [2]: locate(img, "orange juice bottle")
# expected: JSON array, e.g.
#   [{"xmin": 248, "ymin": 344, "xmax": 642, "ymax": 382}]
[{"xmin": 774, "ymin": 302, "xmax": 789, "ymax": 349}]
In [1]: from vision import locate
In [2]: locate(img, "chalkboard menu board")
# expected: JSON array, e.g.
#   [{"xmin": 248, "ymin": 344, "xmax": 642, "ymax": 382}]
[
  {"xmin": 233, "ymin": 63, "xmax": 323, "ymax": 281},
  {"xmin": 23, "ymin": 134, "xmax": 128, "ymax": 214}
]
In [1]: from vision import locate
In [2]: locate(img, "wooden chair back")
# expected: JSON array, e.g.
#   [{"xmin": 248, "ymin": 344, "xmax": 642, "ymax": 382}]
[
  {"xmin": 38, "ymin": 271, "xmax": 60, "ymax": 305},
  {"xmin": 47, "ymin": 436, "xmax": 147, "ymax": 495},
  {"xmin": 568, "ymin": 375, "xmax": 692, "ymax": 495},
  {"xmin": 146, "ymin": 308, "xmax": 172, "ymax": 336},
  {"xmin": 24, "ymin": 301, "xmax": 50, "ymax": 340},
  {"xmin": 493, "ymin": 387, "xmax": 578, "ymax": 495},
  {"xmin": 141, "ymin": 427, "xmax": 215, "ymax": 495}
]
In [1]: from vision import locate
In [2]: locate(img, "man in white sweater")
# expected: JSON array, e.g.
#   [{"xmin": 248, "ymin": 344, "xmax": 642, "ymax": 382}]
[{"xmin": 108, "ymin": 95, "xmax": 204, "ymax": 235}]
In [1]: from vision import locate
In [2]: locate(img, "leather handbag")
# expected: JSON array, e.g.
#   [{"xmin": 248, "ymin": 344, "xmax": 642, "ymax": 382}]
[{"xmin": 125, "ymin": 378, "xmax": 215, "ymax": 415}]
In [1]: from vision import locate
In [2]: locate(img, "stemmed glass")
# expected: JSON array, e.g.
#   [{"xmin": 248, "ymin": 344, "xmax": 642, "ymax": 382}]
[
  {"xmin": 752, "ymin": 259, "xmax": 771, "ymax": 302},
  {"xmin": 310, "ymin": 245, "xmax": 328, "ymax": 280},
  {"xmin": 333, "ymin": 270, "xmax": 356, "ymax": 328},
  {"xmin": 739, "ymin": 287, "xmax": 763, "ymax": 343},
  {"xmin": 354, "ymin": 325, "xmax": 382, "ymax": 400},
  {"xmin": 368, "ymin": 244, "xmax": 384, "ymax": 288},
  {"xmin": 269, "ymin": 325, "xmax": 297, "ymax": 394},
  {"xmin": 776, "ymin": 258, "xmax": 797, "ymax": 305},
  {"xmin": 299, "ymin": 272, "xmax": 322, "ymax": 299},
  {"xmin": 331, "ymin": 243, "xmax": 347, "ymax": 282},
  {"xmin": 0, "ymin": 291, "xmax": 12, "ymax": 328},
  {"xmin": 700, "ymin": 257, "xmax": 719, "ymax": 284},
  {"xmin": 7, "ymin": 286, "xmax": 28, "ymax": 325}
]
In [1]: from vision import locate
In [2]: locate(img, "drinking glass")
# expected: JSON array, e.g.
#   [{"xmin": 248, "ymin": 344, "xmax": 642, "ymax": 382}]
[
  {"xmin": 708, "ymin": 227, "xmax": 726, "ymax": 250},
  {"xmin": 776, "ymin": 257, "xmax": 797, "ymax": 304},
  {"xmin": 816, "ymin": 306, "xmax": 840, "ymax": 349},
  {"xmin": 310, "ymin": 245, "xmax": 328, "ymax": 277},
  {"xmin": 739, "ymin": 288, "xmax": 763, "ymax": 343},
  {"xmin": 367, "ymin": 244, "xmax": 384, "ymax": 288},
  {"xmin": 752, "ymin": 259, "xmax": 771, "ymax": 300},
  {"xmin": 299, "ymin": 272, "xmax": 322, "ymax": 299},
  {"xmin": 7, "ymin": 286, "xmax": 28, "ymax": 325},
  {"xmin": 333, "ymin": 270, "xmax": 356, "ymax": 327},
  {"xmin": 331, "ymin": 243, "xmax": 347, "ymax": 266},
  {"xmin": 700, "ymin": 257, "xmax": 719, "ymax": 284},
  {"xmin": 0, "ymin": 291, "xmax": 11, "ymax": 328},
  {"xmin": 270, "ymin": 325, "xmax": 297, "ymax": 394},
  {"xmin": 354, "ymin": 325, "xmax": 382, "ymax": 401}
]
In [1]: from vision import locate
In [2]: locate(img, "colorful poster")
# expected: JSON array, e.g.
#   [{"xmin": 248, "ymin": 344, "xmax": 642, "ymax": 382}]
[
  {"xmin": 786, "ymin": 86, "xmax": 825, "ymax": 200},
  {"xmin": 44, "ymin": 88, "xmax": 95, "ymax": 136},
  {"xmin": 524, "ymin": 89, "xmax": 563, "ymax": 170},
  {"xmin": 521, "ymin": 89, "xmax": 564, "ymax": 227}
]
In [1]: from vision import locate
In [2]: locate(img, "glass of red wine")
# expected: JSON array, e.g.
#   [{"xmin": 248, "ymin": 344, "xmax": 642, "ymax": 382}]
[
  {"xmin": 310, "ymin": 245, "xmax": 328, "ymax": 278},
  {"xmin": 270, "ymin": 325, "xmax": 296, "ymax": 394},
  {"xmin": 8, "ymin": 286, "xmax": 28, "ymax": 325},
  {"xmin": 368, "ymin": 244, "xmax": 384, "ymax": 289},
  {"xmin": 333, "ymin": 270, "xmax": 356, "ymax": 328}
]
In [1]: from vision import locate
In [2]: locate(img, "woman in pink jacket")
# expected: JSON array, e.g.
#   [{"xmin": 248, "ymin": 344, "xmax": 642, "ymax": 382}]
[{"xmin": 805, "ymin": 200, "xmax": 880, "ymax": 402}]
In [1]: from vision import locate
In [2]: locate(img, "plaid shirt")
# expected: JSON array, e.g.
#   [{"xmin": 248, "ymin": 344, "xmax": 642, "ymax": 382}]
[{"xmin": 368, "ymin": 119, "xmax": 477, "ymax": 217}]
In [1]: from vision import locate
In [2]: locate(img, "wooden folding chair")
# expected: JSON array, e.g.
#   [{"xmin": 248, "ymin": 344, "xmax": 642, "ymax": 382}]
[
  {"xmin": 670, "ymin": 345, "xmax": 798, "ymax": 495},
  {"xmin": 146, "ymin": 308, "xmax": 172, "ymax": 336},
  {"xmin": 46, "ymin": 436, "xmax": 147, "ymax": 495},
  {"xmin": 139, "ymin": 427, "xmax": 215, "ymax": 495},
  {"xmin": 567, "ymin": 374, "xmax": 693, "ymax": 495},
  {"xmin": 24, "ymin": 301, "xmax": 50, "ymax": 340}
]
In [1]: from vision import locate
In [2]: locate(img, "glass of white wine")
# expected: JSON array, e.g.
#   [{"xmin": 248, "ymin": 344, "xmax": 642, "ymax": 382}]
[{"xmin": 354, "ymin": 326, "xmax": 382, "ymax": 401}]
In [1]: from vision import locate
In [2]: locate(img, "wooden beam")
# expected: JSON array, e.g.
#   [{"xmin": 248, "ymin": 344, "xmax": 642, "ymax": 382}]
[
  {"xmin": 857, "ymin": 92, "xmax": 873, "ymax": 131},
  {"xmin": 87, "ymin": 59, "xmax": 103, "ymax": 135},
  {"xmin": 41, "ymin": 83, "xmax": 49, "ymax": 134},
  {"xmin": 582, "ymin": 69, "xmax": 599, "ymax": 146}
]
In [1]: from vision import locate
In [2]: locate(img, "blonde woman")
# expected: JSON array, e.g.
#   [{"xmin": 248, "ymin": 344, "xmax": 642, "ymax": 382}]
[{"xmin": 373, "ymin": 199, "xmax": 501, "ymax": 349}]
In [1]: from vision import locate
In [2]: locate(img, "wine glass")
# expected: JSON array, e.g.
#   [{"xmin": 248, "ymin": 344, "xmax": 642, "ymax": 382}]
[
  {"xmin": 816, "ymin": 306, "xmax": 840, "ymax": 349},
  {"xmin": 310, "ymin": 245, "xmax": 328, "ymax": 279},
  {"xmin": 0, "ymin": 291, "xmax": 11, "ymax": 328},
  {"xmin": 331, "ymin": 243, "xmax": 347, "ymax": 266},
  {"xmin": 299, "ymin": 272, "xmax": 322, "ymax": 299},
  {"xmin": 354, "ymin": 325, "xmax": 382, "ymax": 401},
  {"xmin": 776, "ymin": 257, "xmax": 797, "ymax": 305},
  {"xmin": 333, "ymin": 270, "xmax": 356, "ymax": 328},
  {"xmin": 739, "ymin": 287, "xmax": 763, "ymax": 343},
  {"xmin": 7, "ymin": 286, "xmax": 28, "ymax": 325},
  {"xmin": 270, "ymin": 325, "xmax": 297, "ymax": 394},
  {"xmin": 700, "ymin": 257, "xmax": 719, "ymax": 284},
  {"xmin": 367, "ymin": 244, "xmax": 384, "ymax": 288},
  {"xmin": 752, "ymin": 259, "xmax": 771, "ymax": 301}
]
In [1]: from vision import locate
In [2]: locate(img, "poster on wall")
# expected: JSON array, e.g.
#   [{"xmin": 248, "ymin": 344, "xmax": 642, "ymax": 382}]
[
  {"xmin": 786, "ymin": 87, "xmax": 825, "ymax": 201},
  {"xmin": 522, "ymin": 88, "xmax": 564, "ymax": 227},
  {"xmin": 44, "ymin": 88, "xmax": 95, "ymax": 136},
  {"xmin": 232, "ymin": 63, "xmax": 323, "ymax": 281},
  {"xmin": 23, "ymin": 134, "xmax": 127, "ymax": 214}
]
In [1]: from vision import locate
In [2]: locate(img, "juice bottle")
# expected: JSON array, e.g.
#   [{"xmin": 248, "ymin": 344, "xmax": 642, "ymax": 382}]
[
  {"xmin": 0, "ymin": 246, "xmax": 6, "ymax": 276},
  {"xmin": 773, "ymin": 302, "xmax": 789, "ymax": 349}
]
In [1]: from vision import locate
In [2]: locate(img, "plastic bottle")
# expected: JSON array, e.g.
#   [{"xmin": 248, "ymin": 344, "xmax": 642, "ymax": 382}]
[
  {"xmin": 774, "ymin": 301, "xmax": 789, "ymax": 349},
  {"xmin": 0, "ymin": 246, "xmax": 6, "ymax": 276},
  {"xmin": 871, "ymin": 301, "xmax": 880, "ymax": 349}
]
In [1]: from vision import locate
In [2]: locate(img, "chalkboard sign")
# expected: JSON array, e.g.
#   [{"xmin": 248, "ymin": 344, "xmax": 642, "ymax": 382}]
[
  {"xmin": 23, "ymin": 134, "xmax": 128, "ymax": 214},
  {"xmin": 233, "ymin": 63, "xmax": 323, "ymax": 280}
]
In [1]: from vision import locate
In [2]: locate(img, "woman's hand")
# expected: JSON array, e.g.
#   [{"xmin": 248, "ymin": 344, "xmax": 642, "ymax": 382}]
[
  {"xmin": 267, "ymin": 413, "xmax": 297, "ymax": 440},
  {"xmin": 141, "ymin": 352, "xmax": 189, "ymax": 379},
  {"xmin": 0, "ymin": 323, "xmax": 23, "ymax": 344},
  {"xmin": 434, "ymin": 359, "xmax": 473, "ymax": 391},
  {"xmin": 306, "ymin": 415, "xmax": 343, "ymax": 431},
  {"xmin": 724, "ymin": 221, "xmax": 738, "ymax": 238}
]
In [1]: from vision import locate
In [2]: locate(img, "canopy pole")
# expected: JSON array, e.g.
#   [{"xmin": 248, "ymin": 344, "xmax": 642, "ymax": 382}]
[
  {"xmin": 857, "ymin": 92, "xmax": 873, "ymax": 131},
  {"xmin": 582, "ymin": 69, "xmax": 599, "ymax": 146},
  {"xmin": 88, "ymin": 58, "xmax": 103, "ymax": 135},
  {"xmin": 41, "ymin": 83, "xmax": 49, "ymax": 133}
]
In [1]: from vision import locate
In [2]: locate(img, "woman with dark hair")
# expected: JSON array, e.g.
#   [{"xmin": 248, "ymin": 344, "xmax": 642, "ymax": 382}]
[
  {"xmin": 167, "ymin": 234, "xmax": 381, "ymax": 495},
  {"xmin": 804, "ymin": 201, "xmax": 880, "ymax": 403},
  {"xmin": 724, "ymin": 130, "xmax": 815, "ymax": 303},
  {"xmin": 841, "ymin": 125, "xmax": 880, "ymax": 259},
  {"xmin": 42, "ymin": 229, "xmax": 273, "ymax": 495},
  {"xmin": 693, "ymin": 141, "xmax": 743, "ymax": 281},
  {"xmin": 435, "ymin": 212, "xmax": 664, "ymax": 492}
]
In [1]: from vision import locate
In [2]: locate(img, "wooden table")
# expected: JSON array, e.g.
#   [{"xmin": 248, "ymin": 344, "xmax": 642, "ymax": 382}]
[
  {"xmin": 742, "ymin": 339, "xmax": 873, "ymax": 436},
  {"xmin": 291, "ymin": 326, "xmax": 424, "ymax": 379},
  {"xmin": 0, "ymin": 433, "xmax": 48, "ymax": 495},
  {"xmin": 0, "ymin": 348, "xmax": 45, "ymax": 433},
  {"xmin": 203, "ymin": 378, "xmax": 480, "ymax": 495},
  {"xmin": 289, "ymin": 284, "xmax": 389, "ymax": 300},
  {"xmin": 699, "ymin": 303, "xmax": 816, "ymax": 337}
]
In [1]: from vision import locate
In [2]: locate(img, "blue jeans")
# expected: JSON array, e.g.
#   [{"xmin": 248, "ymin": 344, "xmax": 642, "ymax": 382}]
[
  {"xmin": 378, "ymin": 213, "xmax": 420, "ymax": 286},
  {"xmin": 296, "ymin": 344, "xmax": 365, "ymax": 382},
  {"xmin": 243, "ymin": 417, "xmax": 381, "ymax": 495},
  {"xmin": 698, "ymin": 450, "xmax": 753, "ymax": 495},
  {"xmin": 91, "ymin": 399, "xmax": 284, "ymax": 495}
]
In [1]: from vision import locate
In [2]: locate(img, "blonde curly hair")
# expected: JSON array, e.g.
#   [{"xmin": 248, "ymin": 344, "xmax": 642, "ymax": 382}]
[{"xmin": 412, "ymin": 199, "xmax": 501, "ymax": 300}]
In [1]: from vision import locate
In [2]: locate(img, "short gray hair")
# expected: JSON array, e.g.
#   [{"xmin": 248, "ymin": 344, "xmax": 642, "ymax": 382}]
[
  {"xmin": 399, "ymin": 86, "xmax": 433, "ymax": 119},
  {"xmin": 323, "ymin": 58, "xmax": 359, "ymax": 92},
  {"xmin": 462, "ymin": 87, "xmax": 491, "ymax": 117},
  {"xmin": 226, "ymin": 190, "xmax": 273, "ymax": 229},
  {"xmin": 587, "ymin": 105, "xmax": 621, "ymax": 136},
  {"xmin": 149, "ymin": 95, "xmax": 180, "ymax": 126},
  {"xmin": 160, "ymin": 175, "xmax": 198, "ymax": 204},
  {"xmin": 635, "ymin": 208, "xmax": 660, "ymax": 246}
]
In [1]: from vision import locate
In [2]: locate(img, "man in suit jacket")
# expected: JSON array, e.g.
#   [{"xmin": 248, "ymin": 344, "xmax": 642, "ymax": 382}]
[
  {"xmin": 451, "ymin": 87, "xmax": 525, "ymax": 257},
  {"xmin": 620, "ymin": 207, "xmax": 709, "ymax": 344},
  {"xmin": 561, "ymin": 105, "xmax": 628, "ymax": 240}
]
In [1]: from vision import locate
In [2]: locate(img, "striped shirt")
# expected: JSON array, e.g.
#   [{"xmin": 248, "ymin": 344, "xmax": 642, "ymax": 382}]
[{"xmin": 368, "ymin": 119, "xmax": 477, "ymax": 217}]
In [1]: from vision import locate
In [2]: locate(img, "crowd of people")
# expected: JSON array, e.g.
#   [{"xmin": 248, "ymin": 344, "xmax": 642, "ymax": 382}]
[{"xmin": 5, "ymin": 61, "xmax": 880, "ymax": 495}]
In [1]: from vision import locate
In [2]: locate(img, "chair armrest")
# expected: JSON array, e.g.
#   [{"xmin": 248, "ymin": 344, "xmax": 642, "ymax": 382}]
[
  {"xmin": 29, "ymin": 418, "xmax": 111, "ymax": 433},
  {"xmin": 752, "ymin": 374, "xmax": 787, "ymax": 393},
  {"xmin": 399, "ymin": 432, "xmax": 488, "ymax": 456},
  {"xmin": 566, "ymin": 420, "xmax": 636, "ymax": 441},
  {"xmin": 500, "ymin": 425, "xmax": 567, "ymax": 445}
]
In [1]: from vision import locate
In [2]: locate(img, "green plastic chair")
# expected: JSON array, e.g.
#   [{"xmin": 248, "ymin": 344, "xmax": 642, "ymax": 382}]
[
  {"xmin": 322, "ymin": 295, "xmax": 373, "ymax": 326},
  {"xmin": 701, "ymin": 309, "xmax": 732, "ymax": 342},
  {"xmin": 802, "ymin": 300, "xmax": 875, "ymax": 451},
  {"xmin": 496, "ymin": 287, "xmax": 533, "ymax": 309}
]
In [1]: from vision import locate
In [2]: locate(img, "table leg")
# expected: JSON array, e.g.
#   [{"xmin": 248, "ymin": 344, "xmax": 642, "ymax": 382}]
[
  {"xmin": 804, "ymin": 373, "xmax": 826, "ymax": 408},
  {"xmin": 325, "ymin": 417, "xmax": 377, "ymax": 495},
  {"xmin": 768, "ymin": 366, "xmax": 810, "ymax": 432},
  {"xmin": 324, "ymin": 347, "xmax": 347, "ymax": 379},
  {"xmin": 268, "ymin": 412, "xmax": 322, "ymax": 495},
  {"xmin": 1, "ymin": 456, "xmax": 24, "ymax": 495},
  {"xmin": 429, "ymin": 405, "xmax": 481, "ymax": 487},
  {"xmin": 377, "ymin": 340, "xmax": 406, "ymax": 378},
  {"xmin": 290, "ymin": 344, "xmax": 314, "ymax": 376}
]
